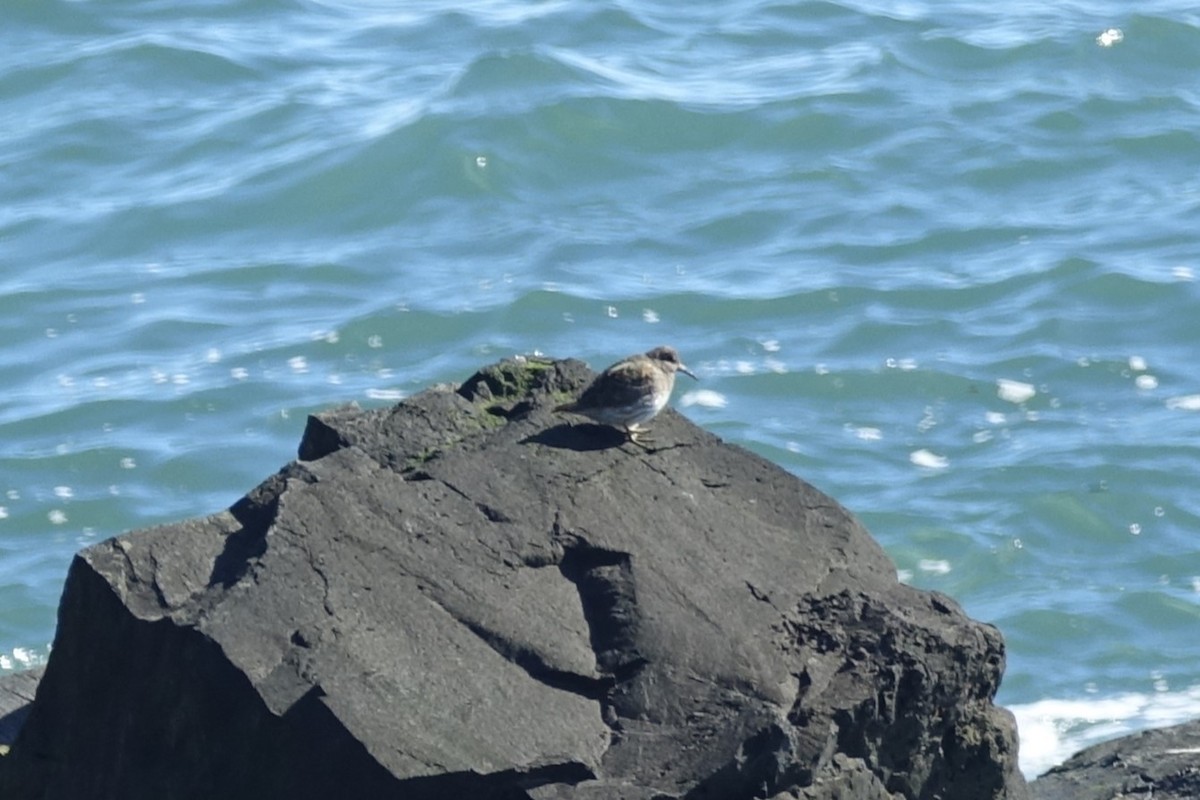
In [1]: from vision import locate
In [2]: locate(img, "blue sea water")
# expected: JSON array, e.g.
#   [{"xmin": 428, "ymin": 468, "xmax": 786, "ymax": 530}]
[{"xmin": 4, "ymin": 0, "xmax": 1200, "ymax": 778}]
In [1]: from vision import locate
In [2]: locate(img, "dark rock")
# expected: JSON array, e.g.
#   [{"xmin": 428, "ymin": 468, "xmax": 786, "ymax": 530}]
[
  {"xmin": 0, "ymin": 667, "xmax": 41, "ymax": 751},
  {"xmin": 1029, "ymin": 718, "xmax": 1200, "ymax": 800},
  {"xmin": 0, "ymin": 355, "xmax": 1028, "ymax": 799}
]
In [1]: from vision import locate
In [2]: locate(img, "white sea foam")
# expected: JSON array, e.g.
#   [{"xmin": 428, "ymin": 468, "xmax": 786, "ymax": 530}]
[
  {"xmin": 917, "ymin": 558, "xmax": 951, "ymax": 575},
  {"xmin": 679, "ymin": 389, "xmax": 727, "ymax": 409},
  {"xmin": 0, "ymin": 645, "xmax": 49, "ymax": 672},
  {"xmin": 1166, "ymin": 394, "xmax": 1200, "ymax": 411},
  {"xmin": 910, "ymin": 449, "xmax": 948, "ymax": 469},
  {"xmin": 997, "ymin": 379, "xmax": 1036, "ymax": 404},
  {"xmin": 1011, "ymin": 686, "xmax": 1200, "ymax": 778},
  {"xmin": 365, "ymin": 388, "xmax": 406, "ymax": 401},
  {"xmin": 853, "ymin": 426, "xmax": 882, "ymax": 441}
]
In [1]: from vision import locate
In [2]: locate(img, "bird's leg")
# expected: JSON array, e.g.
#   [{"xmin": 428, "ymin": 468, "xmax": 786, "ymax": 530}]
[{"xmin": 625, "ymin": 424, "xmax": 655, "ymax": 449}]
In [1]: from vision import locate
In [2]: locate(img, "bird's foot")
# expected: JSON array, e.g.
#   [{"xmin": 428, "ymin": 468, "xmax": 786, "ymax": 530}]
[{"xmin": 624, "ymin": 426, "xmax": 655, "ymax": 450}]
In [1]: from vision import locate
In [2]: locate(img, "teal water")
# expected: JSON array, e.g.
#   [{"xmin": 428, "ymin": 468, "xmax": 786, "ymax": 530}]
[{"xmin": 4, "ymin": 0, "xmax": 1200, "ymax": 777}]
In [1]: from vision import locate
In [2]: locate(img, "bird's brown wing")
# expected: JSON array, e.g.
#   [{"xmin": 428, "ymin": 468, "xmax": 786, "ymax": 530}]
[{"xmin": 574, "ymin": 358, "xmax": 654, "ymax": 411}]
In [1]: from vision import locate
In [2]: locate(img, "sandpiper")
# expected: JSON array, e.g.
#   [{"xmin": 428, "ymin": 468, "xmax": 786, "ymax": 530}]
[{"xmin": 555, "ymin": 345, "xmax": 697, "ymax": 445}]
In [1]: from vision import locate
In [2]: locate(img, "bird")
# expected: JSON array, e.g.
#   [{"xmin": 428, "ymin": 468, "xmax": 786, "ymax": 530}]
[{"xmin": 555, "ymin": 346, "xmax": 697, "ymax": 446}]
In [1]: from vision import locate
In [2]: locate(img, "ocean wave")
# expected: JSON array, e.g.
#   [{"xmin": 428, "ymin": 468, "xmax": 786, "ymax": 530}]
[{"xmin": 1011, "ymin": 686, "xmax": 1200, "ymax": 778}]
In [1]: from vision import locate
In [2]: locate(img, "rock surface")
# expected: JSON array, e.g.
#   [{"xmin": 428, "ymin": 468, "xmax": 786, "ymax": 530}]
[
  {"xmin": 1028, "ymin": 718, "xmax": 1200, "ymax": 800},
  {"xmin": 0, "ymin": 667, "xmax": 40, "ymax": 753},
  {"xmin": 0, "ymin": 356, "xmax": 1028, "ymax": 799}
]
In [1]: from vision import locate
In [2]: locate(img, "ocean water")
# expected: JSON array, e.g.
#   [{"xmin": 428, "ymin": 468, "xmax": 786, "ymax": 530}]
[{"xmin": 4, "ymin": 0, "xmax": 1200, "ymax": 778}]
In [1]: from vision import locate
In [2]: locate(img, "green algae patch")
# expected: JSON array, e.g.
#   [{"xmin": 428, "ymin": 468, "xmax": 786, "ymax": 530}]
[{"xmin": 458, "ymin": 356, "xmax": 557, "ymax": 405}]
